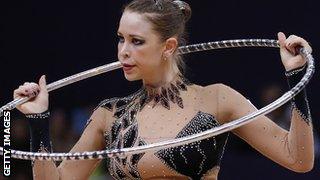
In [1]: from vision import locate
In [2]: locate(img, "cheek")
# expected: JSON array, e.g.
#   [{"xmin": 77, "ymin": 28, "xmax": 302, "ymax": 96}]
[
  {"xmin": 134, "ymin": 47, "xmax": 162, "ymax": 68},
  {"xmin": 117, "ymin": 43, "xmax": 122, "ymax": 60}
]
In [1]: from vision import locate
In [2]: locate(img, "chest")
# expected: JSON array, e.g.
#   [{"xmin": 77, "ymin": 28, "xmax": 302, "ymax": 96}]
[
  {"xmin": 135, "ymin": 106, "xmax": 200, "ymax": 143},
  {"xmin": 101, "ymin": 85, "xmax": 226, "ymax": 179},
  {"xmin": 105, "ymin": 108, "xmax": 228, "ymax": 179}
]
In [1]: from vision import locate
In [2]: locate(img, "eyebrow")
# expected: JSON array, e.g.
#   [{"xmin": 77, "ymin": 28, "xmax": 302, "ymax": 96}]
[{"xmin": 117, "ymin": 32, "xmax": 144, "ymax": 39}]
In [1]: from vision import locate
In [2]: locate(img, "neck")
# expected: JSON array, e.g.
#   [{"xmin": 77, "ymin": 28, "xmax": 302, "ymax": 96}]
[
  {"xmin": 142, "ymin": 60, "xmax": 179, "ymax": 88},
  {"xmin": 139, "ymin": 71, "xmax": 188, "ymax": 110}
]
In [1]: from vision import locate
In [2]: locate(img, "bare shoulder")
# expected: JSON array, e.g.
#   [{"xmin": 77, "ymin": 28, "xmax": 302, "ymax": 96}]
[
  {"xmin": 92, "ymin": 105, "xmax": 113, "ymax": 123},
  {"xmin": 191, "ymin": 83, "xmax": 237, "ymax": 99},
  {"xmin": 204, "ymin": 83, "xmax": 236, "ymax": 93},
  {"xmin": 189, "ymin": 83, "xmax": 247, "ymax": 123},
  {"xmin": 203, "ymin": 83, "xmax": 245, "ymax": 99},
  {"xmin": 187, "ymin": 83, "xmax": 228, "ymax": 117},
  {"xmin": 87, "ymin": 98, "xmax": 118, "ymax": 134}
]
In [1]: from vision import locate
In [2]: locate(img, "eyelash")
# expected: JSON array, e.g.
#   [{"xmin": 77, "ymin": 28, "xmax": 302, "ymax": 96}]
[
  {"xmin": 118, "ymin": 36, "xmax": 125, "ymax": 43},
  {"xmin": 132, "ymin": 38, "xmax": 144, "ymax": 45},
  {"xmin": 118, "ymin": 36, "xmax": 145, "ymax": 46}
]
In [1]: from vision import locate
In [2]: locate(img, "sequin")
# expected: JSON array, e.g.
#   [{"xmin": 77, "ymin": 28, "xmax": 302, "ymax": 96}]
[
  {"xmin": 98, "ymin": 78, "xmax": 189, "ymax": 179},
  {"xmin": 96, "ymin": 78, "xmax": 228, "ymax": 179},
  {"xmin": 155, "ymin": 111, "xmax": 229, "ymax": 179}
]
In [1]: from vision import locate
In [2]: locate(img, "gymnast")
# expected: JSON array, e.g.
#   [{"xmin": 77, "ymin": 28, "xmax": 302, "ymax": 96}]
[{"xmin": 13, "ymin": 0, "xmax": 314, "ymax": 179}]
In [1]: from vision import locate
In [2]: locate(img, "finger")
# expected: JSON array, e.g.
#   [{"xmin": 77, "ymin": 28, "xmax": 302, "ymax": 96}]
[
  {"xmin": 284, "ymin": 35, "xmax": 298, "ymax": 54},
  {"xmin": 22, "ymin": 84, "xmax": 40, "ymax": 97},
  {"xmin": 29, "ymin": 83, "xmax": 40, "ymax": 94},
  {"xmin": 31, "ymin": 90, "xmax": 38, "ymax": 97},
  {"xmin": 23, "ymin": 87, "xmax": 36, "ymax": 97},
  {"xmin": 286, "ymin": 35, "xmax": 300, "ymax": 47},
  {"xmin": 30, "ymin": 87, "xmax": 40, "ymax": 97},
  {"xmin": 20, "ymin": 84, "xmax": 34, "ymax": 96},
  {"xmin": 277, "ymin": 32, "xmax": 286, "ymax": 48},
  {"xmin": 39, "ymin": 75, "xmax": 48, "ymax": 93},
  {"xmin": 285, "ymin": 35, "xmax": 297, "ymax": 44},
  {"xmin": 289, "ymin": 37, "xmax": 312, "ymax": 53},
  {"xmin": 29, "ymin": 82, "xmax": 39, "ymax": 87},
  {"xmin": 20, "ymin": 86, "xmax": 31, "ymax": 94},
  {"xmin": 13, "ymin": 87, "xmax": 29, "ymax": 99},
  {"xmin": 287, "ymin": 39, "xmax": 303, "ymax": 51},
  {"xmin": 286, "ymin": 36, "xmax": 312, "ymax": 54},
  {"xmin": 13, "ymin": 89, "xmax": 23, "ymax": 99}
]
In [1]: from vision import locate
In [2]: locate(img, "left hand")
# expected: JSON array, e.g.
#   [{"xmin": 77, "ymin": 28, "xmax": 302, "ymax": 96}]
[{"xmin": 277, "ymin": 32, "xmax": 312, "ymax": 71}]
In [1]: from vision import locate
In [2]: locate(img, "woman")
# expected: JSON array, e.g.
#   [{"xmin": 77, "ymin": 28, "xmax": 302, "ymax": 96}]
[{"xmin": 14, "ymin": 0, "xmax": 314, "ymax": 179}]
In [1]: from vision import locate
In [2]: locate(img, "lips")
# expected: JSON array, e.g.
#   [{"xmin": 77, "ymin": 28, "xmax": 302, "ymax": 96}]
[{"xmin": 122, "ymin": 63, "xmax": 136, "ymax": 72}]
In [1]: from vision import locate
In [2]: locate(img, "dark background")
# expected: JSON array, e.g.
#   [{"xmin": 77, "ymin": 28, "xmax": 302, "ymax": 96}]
[{"xmin": 1, "ymin": 0, "xmax": 319, "ymax": 179}]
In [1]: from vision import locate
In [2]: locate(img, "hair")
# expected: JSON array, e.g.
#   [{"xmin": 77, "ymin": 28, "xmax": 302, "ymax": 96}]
[{"xmin": 124, "ymin": 0, "xmax": 192, "ymax": 75}]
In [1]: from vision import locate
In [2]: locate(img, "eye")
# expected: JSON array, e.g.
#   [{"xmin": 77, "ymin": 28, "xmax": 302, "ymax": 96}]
[
  {"xmin": 132, "ymin": 38, "xmax": 145, "ymax": 45},
  {"xmin": 118, "ymin": 36, "xmax": 124, "ymax": 43}
]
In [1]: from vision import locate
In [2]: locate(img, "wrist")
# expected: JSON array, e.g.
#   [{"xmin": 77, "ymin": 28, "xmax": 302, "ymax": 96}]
[
  {"xmin": 285, "ymin": 66, "xmax": 312, "ymax": 125},
  {"xmin": 25, "ymin": 107, "xmax": 49, "ymax": 114},
  {"xmin": 26, "ymin": 110, "xmax": 52, "ymax": 153},
  {"xmin": 284, "ymin": 61, "xmax": 306, "ymax": 72},
  {"xmin": 25, "ymin": 110, "xmax": 50, "ymax": 119},
  {"xmin": 285, "ymin": 64, "xmax": 306, "ymax": 77}
]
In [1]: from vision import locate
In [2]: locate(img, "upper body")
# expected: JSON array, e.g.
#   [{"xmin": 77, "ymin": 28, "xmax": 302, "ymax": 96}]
[
  {"xmin": 13, "ymin": 0, "xmax": 314, "ymax": 179},
  {"xmin": 94, "ymin": 81, "xmax": 230, "ymax": 179}
]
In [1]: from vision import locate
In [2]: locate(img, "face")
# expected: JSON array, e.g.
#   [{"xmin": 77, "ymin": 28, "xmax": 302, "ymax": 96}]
[{"xmin": 117, "ymin": 11, "xmax": 166, "ymax": 81}]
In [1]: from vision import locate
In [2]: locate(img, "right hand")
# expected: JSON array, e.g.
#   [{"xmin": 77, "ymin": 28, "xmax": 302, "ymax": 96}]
[{"xmin": 13, "ymin": 75, "xmax": 49, "ymax": 114}]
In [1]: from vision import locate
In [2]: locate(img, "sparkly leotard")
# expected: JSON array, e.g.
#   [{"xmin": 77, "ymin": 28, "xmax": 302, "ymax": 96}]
[{"xmin": 96, "ymin": 79, "xmax": 229, "ymax": 179}]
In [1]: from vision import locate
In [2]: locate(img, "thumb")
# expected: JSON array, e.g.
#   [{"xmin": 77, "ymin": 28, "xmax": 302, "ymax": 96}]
[
  {"xmin": 277, "ymin": 32, "xmax": 286, "ymax": 48},
  {"xmin": 39, "ymin": 75, "xmax": 48, "ymax": 92}
]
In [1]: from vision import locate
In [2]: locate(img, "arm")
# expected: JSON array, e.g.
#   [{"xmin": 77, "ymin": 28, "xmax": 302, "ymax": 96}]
[
  {"xmin": 215, "ymin": 83, "xmax": 314, "ymax": 172},
  {"xmin": 13, "ymin": 75, "xmax": 111, "ymax": 179},
  {"xmin": 205, "ymin": 33, "xmax": 314, "ymax": 172},
  {"xmin": 31, "ymin": 107, "xmax": 108, "ymax": 180}
]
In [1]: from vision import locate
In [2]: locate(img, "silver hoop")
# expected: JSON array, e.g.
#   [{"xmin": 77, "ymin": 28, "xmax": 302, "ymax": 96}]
[{"xmin": 0, "ymin": 39, "xmax": 315, "ymax": 161}]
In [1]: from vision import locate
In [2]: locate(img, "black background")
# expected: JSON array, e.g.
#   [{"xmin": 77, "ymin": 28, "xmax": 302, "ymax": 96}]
[{"xmin": 1, "ymin": 0, "xmax": 319, "ymax": 179}]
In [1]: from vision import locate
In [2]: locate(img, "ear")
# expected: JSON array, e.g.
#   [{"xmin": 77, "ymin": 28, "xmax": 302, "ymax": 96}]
[{"xmin": 163, "ymin": 37, "xmax": 178, "ymax": 57}]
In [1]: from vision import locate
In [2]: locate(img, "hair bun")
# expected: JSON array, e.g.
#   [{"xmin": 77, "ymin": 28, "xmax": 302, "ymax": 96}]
[{"xmin": 173, "ymin": 0, "xmax": 192, "ymax": 22}]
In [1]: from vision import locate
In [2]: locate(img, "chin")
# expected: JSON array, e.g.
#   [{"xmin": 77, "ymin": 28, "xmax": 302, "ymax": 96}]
[{"xmin": 124, "ymin": 73, "xmax": 141, "ymax": 81}]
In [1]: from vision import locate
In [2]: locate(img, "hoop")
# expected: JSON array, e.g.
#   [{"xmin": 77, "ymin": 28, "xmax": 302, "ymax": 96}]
[{"xmin": 0, "ymin": 39, "xmax": 315, "ymax": 161}]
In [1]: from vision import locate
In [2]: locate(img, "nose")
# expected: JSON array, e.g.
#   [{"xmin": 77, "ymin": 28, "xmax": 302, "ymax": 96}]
[{"xmin": 118, "ymin": 42, "xmax": 130, "ymax": 60}]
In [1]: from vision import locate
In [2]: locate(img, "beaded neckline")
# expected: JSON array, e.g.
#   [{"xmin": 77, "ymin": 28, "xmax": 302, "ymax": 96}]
[
  {"xmin": 94, "ymin": 76, "xmax": 191, "ymax": 130},
  {"xmin": 140, "ymin": 76, "xmax": 190, "ymax": 110}
]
